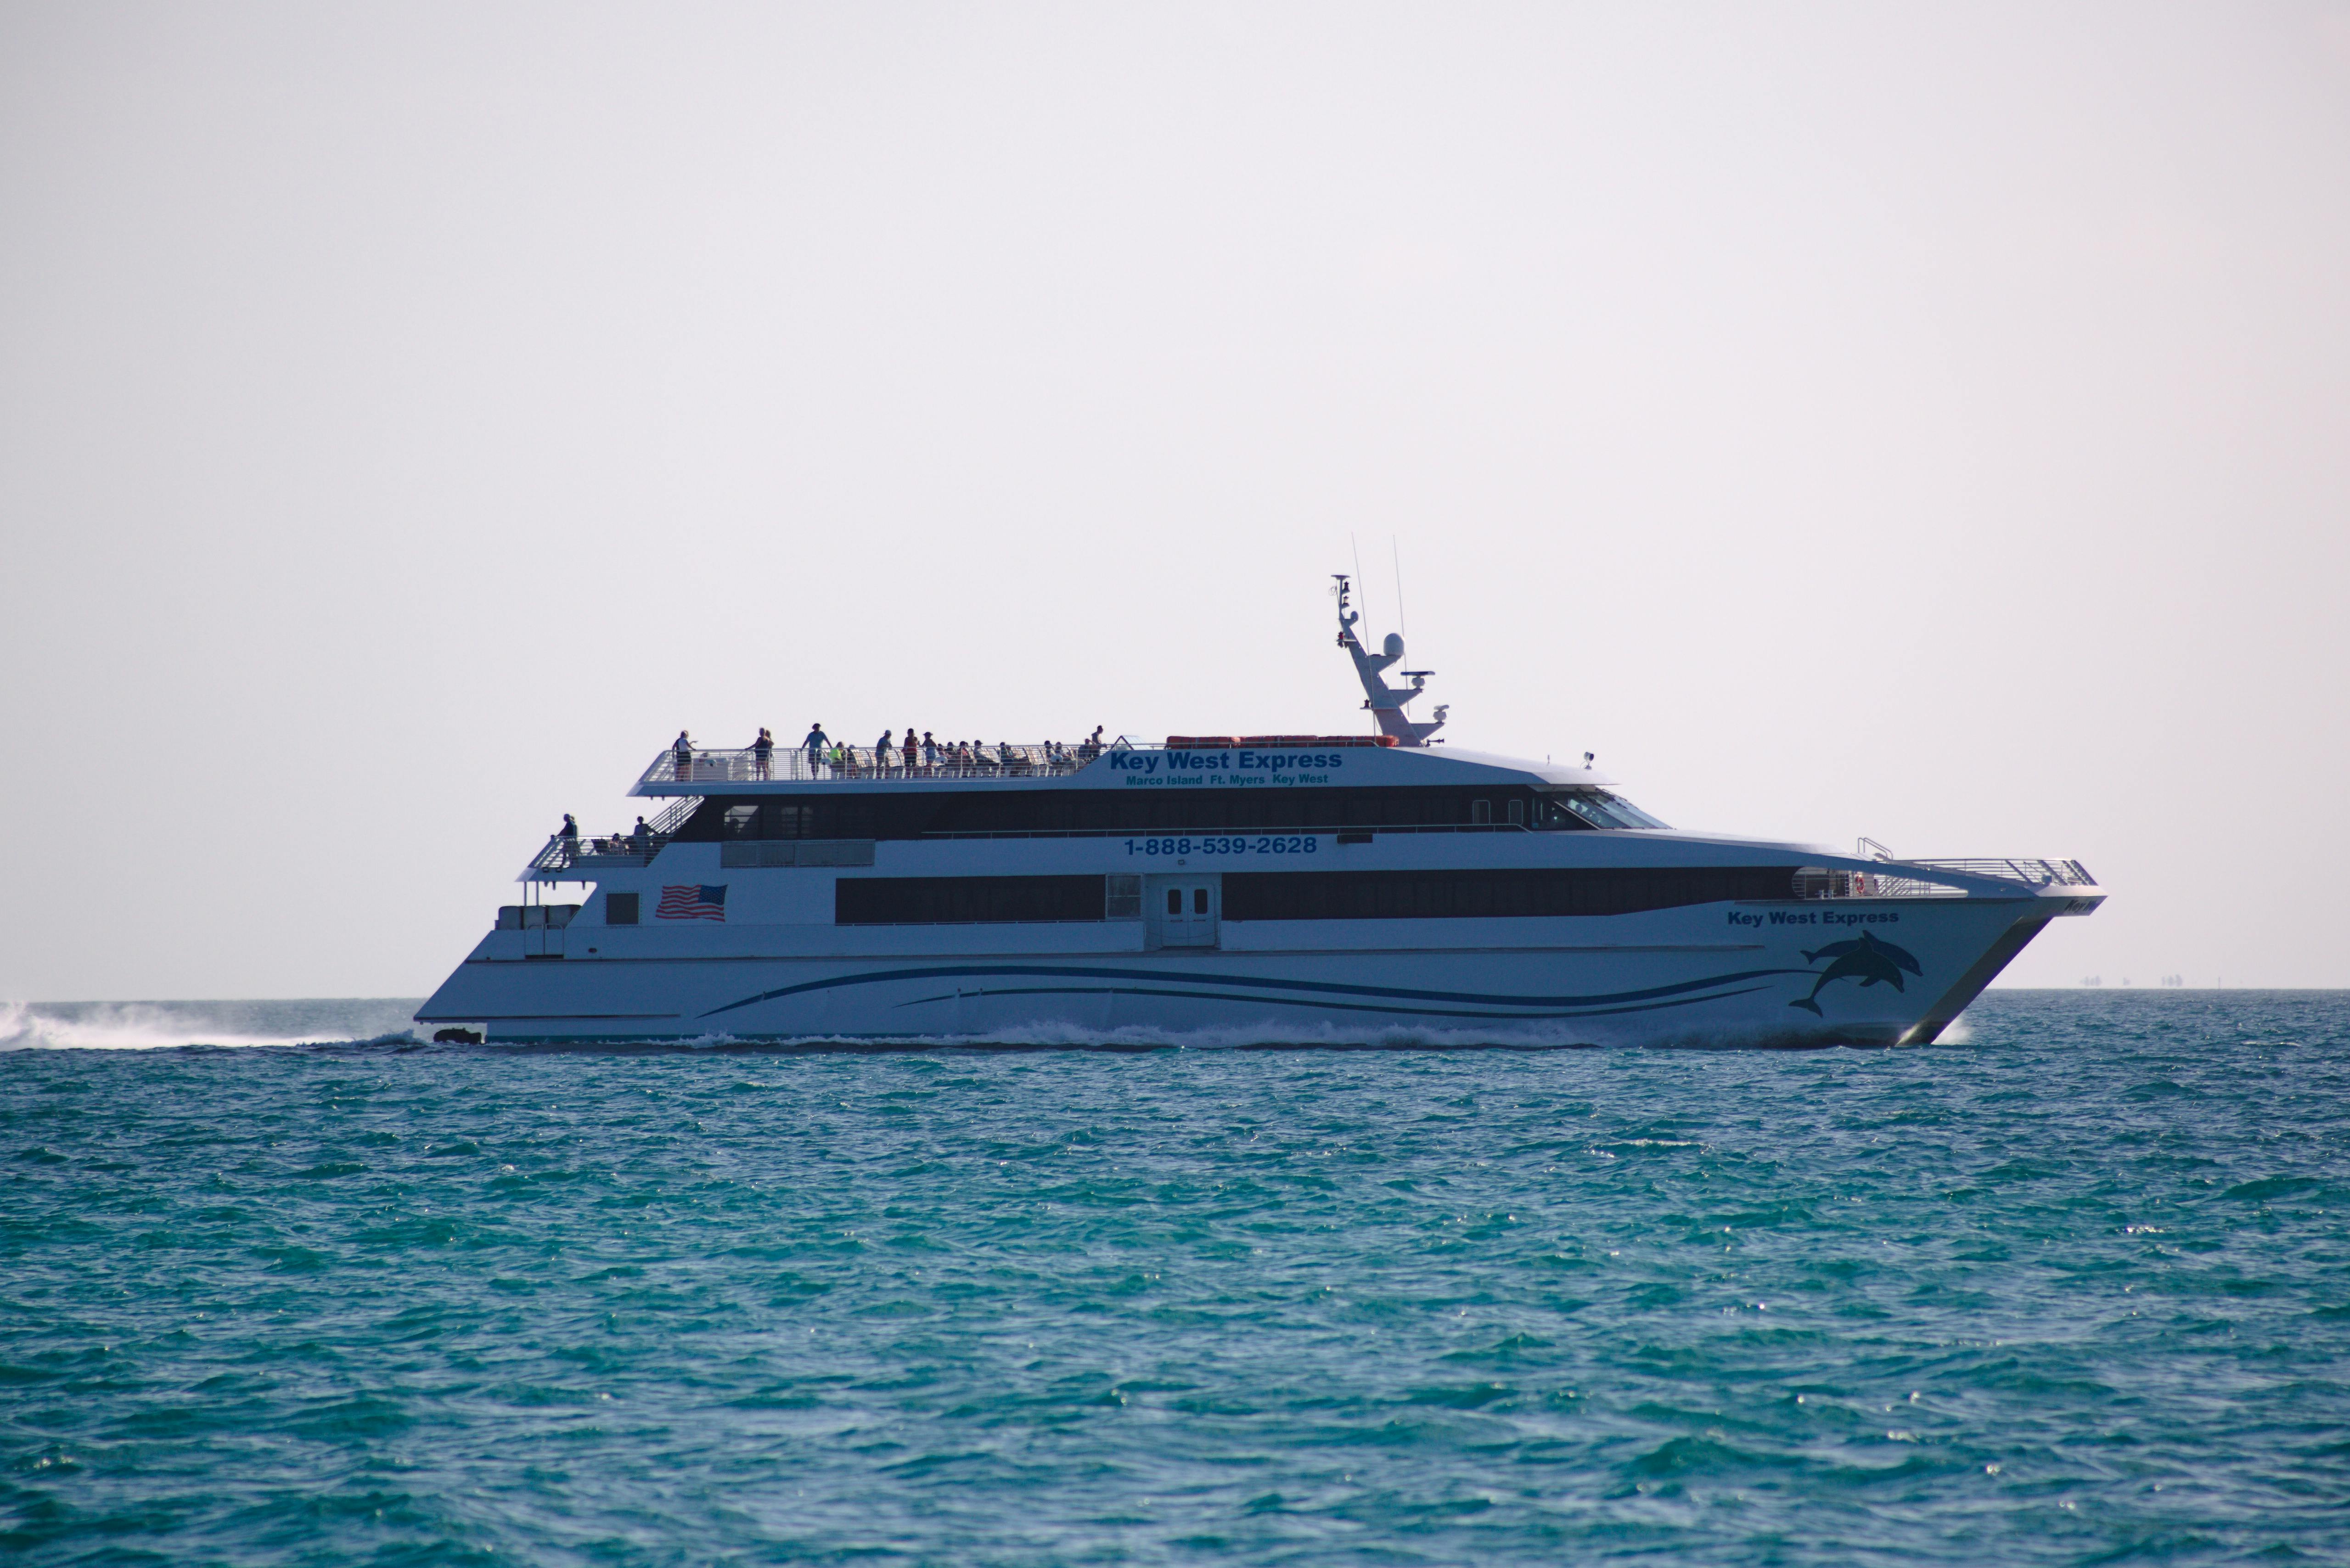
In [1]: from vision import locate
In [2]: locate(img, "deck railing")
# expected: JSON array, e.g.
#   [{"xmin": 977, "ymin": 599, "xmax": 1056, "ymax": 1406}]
[
  {"xmin": 528, "ymin": 794, "xmax": 706, "ymax": 876},
  {"xmin": 1794, "ymin": 867, "xmax": 1962, "ymax": 900},
  {"xmin": 528, "ymin": 833, "xmax": 671, "ymax": 875},
  {"xmin": 637, "ymin": 743, "xmax": 1108, "ymax": 787},
  {"xmin": 1907, "ymin": 858, "xmax": 2096, "ymax": 888},
  {"xmin": 1793, "ymin": 858, "xmax": 2097, "ymax": 900}
]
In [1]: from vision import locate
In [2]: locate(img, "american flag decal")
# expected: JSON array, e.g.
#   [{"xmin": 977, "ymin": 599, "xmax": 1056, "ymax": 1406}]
[{"xmin": 655, "ymin": 884, "xmax": 727, "ymax": 922}]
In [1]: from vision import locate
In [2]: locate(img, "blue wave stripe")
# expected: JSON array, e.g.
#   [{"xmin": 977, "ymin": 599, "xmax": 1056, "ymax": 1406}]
[
  {"xmin": 895, "ymin": 983, "xmax": 1774, "ymax": 1023},
  {"xmin": 701, "ymin": 961, "xmax": 1806, "ymax": 1019}
]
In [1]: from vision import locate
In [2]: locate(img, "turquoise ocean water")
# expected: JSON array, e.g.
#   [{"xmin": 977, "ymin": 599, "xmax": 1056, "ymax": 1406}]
[{"xmin": 3, "ymin": 991, "xmax": 2345, "ymax": 1564}]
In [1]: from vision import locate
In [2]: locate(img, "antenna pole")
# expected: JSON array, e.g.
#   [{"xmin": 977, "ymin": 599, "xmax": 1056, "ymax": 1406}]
[
  {"xmin": 1350, "ymin": 533, "xmax": 1369, "ymax": 629},
  {"xmin": 1392, "ymin": 536, "xmax": 1407, "ymax": 638}
]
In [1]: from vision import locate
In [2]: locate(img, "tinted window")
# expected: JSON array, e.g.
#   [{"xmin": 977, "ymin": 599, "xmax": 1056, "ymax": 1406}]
[
  {"xmin": 836, "ymin": 875, "xmax": 1107, "ymax": 924},
  {"xmin": 1540, "ymin": 792, "xmax": 1669, "ymax": 831},
  {"xmin": 1223, "ymin": 866, "xmax": 1793, "ymax": 921},
  {"xmin": 678, "ymin": 785, "xmax": 1578, "ymax": 840}
]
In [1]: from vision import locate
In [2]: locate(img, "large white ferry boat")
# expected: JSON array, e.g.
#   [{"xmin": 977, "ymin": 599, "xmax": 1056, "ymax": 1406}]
[{"xmin": 417, "ymin": 580, "xmax": 2102, "ymax": 1046}]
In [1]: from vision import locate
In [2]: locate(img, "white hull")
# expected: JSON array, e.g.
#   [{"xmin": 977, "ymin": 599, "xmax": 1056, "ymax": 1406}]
[
  {"xmin": 418, "ymin": 893, "xmax": 2055, "ymax": 1048},
  {"xmin": 416, "ymin": 582, "xmax": 2100, "ymax": 1048}
]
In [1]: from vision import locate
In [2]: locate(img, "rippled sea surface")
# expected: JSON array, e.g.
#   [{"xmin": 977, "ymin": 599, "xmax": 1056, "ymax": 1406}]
[{"xmin": 4, "ymin": 991, "xmax": 2347, "ymax": 1566}]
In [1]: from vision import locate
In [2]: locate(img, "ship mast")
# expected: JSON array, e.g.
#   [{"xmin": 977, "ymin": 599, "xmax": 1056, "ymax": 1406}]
[{"xmin": 1332, "ymin": 574, "xmax": 1448, "ymax": 746}]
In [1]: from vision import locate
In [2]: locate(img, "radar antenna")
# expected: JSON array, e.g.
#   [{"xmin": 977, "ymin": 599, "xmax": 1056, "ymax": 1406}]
[{"xmin": 1333, "ymin": 573, "xmax": 1446, "ymax": 746}]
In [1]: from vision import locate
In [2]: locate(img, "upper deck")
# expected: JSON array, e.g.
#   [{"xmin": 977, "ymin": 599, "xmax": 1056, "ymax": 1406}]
[{"xmin": 632, "ymin": 737, "xmax": 1621, "ymax": 796}]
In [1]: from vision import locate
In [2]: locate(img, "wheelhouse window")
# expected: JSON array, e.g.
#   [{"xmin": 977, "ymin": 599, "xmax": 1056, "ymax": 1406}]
[{"xmin": 1539, "ymin": 791, "xmax": 1669, "ymax": 831}]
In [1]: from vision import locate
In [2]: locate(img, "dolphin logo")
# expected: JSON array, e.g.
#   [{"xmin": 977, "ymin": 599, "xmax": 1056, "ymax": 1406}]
[{"xmin": 1789, "ymin": 930, "xmax": 1924, "ymax": 1016}]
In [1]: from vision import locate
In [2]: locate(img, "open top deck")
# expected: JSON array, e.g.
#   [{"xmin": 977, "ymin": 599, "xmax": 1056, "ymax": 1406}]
[{"xmin": 632, "ymin": 737, "xmax": 1621, "ymax": 795}]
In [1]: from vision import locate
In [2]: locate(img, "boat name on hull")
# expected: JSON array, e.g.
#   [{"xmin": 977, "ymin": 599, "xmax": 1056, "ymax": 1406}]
[{"xmin": 1728, "ymin": 908, "xmax": 1906, "ymax": 929}]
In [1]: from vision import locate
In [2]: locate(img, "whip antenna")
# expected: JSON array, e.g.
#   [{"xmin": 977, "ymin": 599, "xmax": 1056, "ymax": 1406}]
[{"xmin": 1392, "ymin": 536, "xmax": 1408, "ymax": 638}]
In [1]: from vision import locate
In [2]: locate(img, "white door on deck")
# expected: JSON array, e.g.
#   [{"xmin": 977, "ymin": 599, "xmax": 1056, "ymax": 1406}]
[
  {"xmin": 524, "ymin": 902, "xmax": 564, "ymax": 960},
  {"xmin": 1161, "ymin": 881, "xmax": 1218, "ymax": 947}
]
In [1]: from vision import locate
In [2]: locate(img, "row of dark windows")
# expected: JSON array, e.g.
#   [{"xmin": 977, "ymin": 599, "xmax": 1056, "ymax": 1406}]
[
  {"xmin": 830, "ymin": 867, "xmax": 1798, "ymax": 925},
  {"xmin": 1220, "ymin": 867, "xmax": 1799, "ymax": 922},
  {"xmin": 836, "ymin": 875, "xmax": 1107, "ymax": 926},
  {"xmin": 685, "ymin": 786, "xmax": 1579, "ymax": 843}
]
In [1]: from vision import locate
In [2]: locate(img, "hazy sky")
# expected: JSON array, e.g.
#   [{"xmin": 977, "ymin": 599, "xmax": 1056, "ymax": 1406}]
[{"xmin": 4, "ymin": 1, "xmax": 2345, "ymax": 1000}]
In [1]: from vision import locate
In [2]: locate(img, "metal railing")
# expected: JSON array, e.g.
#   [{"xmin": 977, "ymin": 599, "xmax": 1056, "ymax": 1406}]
[
  {"xmin": 527, "ymin": 795, "xmax": 706, "ymax": 876},
  {"xmin": 1792, "ymin": 858, "xmax": 2097, "ymax": 900},
  {"xmin": 528, "ymin": 832, "xmax": 671, "ymax": 875},
  {"xmin": 638, "ymin": 743, "xmax": 1110, "ymax": 787},
  {"xmin": 1907, "ymin": 858, "xmax": 2096, "ymax": 888},
  {"xmin": 1793, "ymin": 866, "xmax": 1964, "ymax": 900}
]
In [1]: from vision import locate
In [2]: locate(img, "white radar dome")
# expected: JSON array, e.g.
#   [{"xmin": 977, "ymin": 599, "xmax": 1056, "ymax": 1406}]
[{"xmin": 1382, "ymin": 633, "xmax": 1405, "ymax": 658}]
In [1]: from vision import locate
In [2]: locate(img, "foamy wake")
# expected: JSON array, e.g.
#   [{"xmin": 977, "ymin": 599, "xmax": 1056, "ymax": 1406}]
[
  {"xmin": 0, "ymin": 1000, "xmax": 421, "ymax": 1052},
  {"xmin": 1, "ymin": 1000, "xmax": 1932, "ymax": 1053}
]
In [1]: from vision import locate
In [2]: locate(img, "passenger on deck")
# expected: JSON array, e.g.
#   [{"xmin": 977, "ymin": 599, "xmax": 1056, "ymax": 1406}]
[
  {"xmin": 751, "ymin": 728, "xmax": 775, "ymax": 778},
  {"xmin": 672, "ymin": 730, "xmax": 693, "ymax": 780},
  {"xmin": 902, "ymin": 729, "xmax": 918, "ymax": 773},
  {"xmin": 1079, "ymin": 725, "xmax": 1104, "ymax": 761},
  {"xmin": 560, "ymin": 813, "xmax": 579, "ymax": 842},
  {"xmin": 630, "ymin": 816, "xmax": 652, "ymax": 851},
  {"xmin": 876, "ymin": 731, "xmax": 895, "ymax": 776},
  {"xmin": 803, "ymin": 723, "xmax": 829, "ymax": 776},
  {"xmin": 922, "ymin": 731, "xmax": 938, "ymax": 769}
]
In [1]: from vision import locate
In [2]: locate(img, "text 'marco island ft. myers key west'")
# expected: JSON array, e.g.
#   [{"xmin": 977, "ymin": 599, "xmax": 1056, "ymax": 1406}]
[{"xmin": 417, "ymin": 579, "xmax": 2103, "ymax": 1045}]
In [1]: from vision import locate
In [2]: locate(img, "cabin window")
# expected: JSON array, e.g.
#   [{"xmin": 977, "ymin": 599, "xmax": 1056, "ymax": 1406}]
[
  {"xmin": 836, "ymin": 875, "xmax": 1107, "ymax": 925},
  {"xmin": 684, "ymin": 785, "xmax": 1591, "ymax": 841},
  {"xmin": 1106, "ymin": 876, "xmax": 1142, "ymax": 919},
  {"xmin": 606, "ymin": 892, "xmax": 640, "ymax": 925},
  {"xmin": 1167, "ymin": 888, "xmax": 1183, "ymax": 916},
  {"xmin": 1222, "ymin": 865, "xmax": 1795, "ymax": 920}
]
